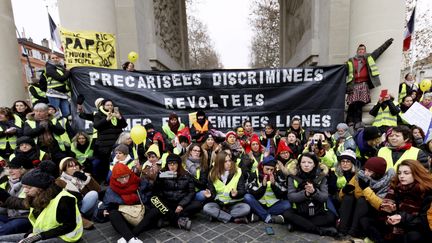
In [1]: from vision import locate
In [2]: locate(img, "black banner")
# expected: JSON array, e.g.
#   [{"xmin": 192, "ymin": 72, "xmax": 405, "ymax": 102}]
[{"xmin": 70, "ymin": 65, "xmax": 346, "ymax": 132}]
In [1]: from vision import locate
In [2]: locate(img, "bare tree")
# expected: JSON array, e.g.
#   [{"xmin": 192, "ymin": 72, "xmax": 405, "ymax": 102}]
[
  {"xmin": 249, "ymin": 0, "xmax": 280, "ymax": 68},
  {"xmin": 187, "ymin": 15, "xmax": 223, "ymax": 69}
]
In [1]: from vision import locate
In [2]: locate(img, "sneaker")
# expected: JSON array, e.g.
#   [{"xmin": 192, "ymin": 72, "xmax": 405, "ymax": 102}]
[
  {"xmin": 178, "ymin": 217, "xmax": 192, "ymax": 231},
  {"xmin": 117, "ymin": 238, "xmax": 127, "ymax": 243},
  {"xmin": 250, "ymin": 213, "xmax": 260, "ymax": 223},
  {"xmin": 157, "ymin": 218, "xmax": 170, "ymax": 228},
  {"xmin": 270, "ymin": 215, "xmax": 285, "ymax": 224},
  {"xmin": 233, "ymin": 217, "xmax": 249, "ymax": 224},
  {"xmin": 128, "ymin": 238, "xmax": 143, "ymax": 243},
  {"xmin": 317, "ymin": 227, "xmax": 338, "ymax": 237}
]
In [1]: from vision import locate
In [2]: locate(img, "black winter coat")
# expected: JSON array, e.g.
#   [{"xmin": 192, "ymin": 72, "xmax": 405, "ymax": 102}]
[
  {"xmin": 154, "ymin": 172, "xmax": 195, "ymax": 207},
  {"xmin": 93, "ymin": 111, "xmax": 127, "ymax": 153}
]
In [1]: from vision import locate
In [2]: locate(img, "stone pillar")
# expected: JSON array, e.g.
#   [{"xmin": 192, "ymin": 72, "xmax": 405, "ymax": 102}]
[
  {"xmin": 0, "ymin": 0, "xmax": 26, "ymax": 105},
  {"xmin": 57, "ymin": 0, "xmax": 120, "ymax": 66},
  {"xmin": 349, "ymin": 0, "xmax": 405, "ymax": 123}
]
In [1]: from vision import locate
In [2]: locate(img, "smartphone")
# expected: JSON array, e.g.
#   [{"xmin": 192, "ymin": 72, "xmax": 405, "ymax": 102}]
[
  {"xmin": 113, "ymin": 107, "xmax": 119, "ymax": 113},
  {"xmin": 265, "ymin": 226, "xmax": 274, "ymax": 235},
  {"xmin": 380, "ymin": 89, "xmax": 388, "ymax": 98}
]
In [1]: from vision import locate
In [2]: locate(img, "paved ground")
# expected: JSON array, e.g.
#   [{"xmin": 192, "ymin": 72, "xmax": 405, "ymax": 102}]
[{"xmin": 82, "ymin": 214, "xmax": 339, "ymax": 243}]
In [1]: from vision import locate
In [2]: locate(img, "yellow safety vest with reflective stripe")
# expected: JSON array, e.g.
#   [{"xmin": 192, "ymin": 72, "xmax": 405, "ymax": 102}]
[
  {"xmin": 71, "ymin": 143, "xmax": 93, "ymax": 165},
  {"xmin": 162, "ymin": 123, "xmax": 185, "ymax": 140},
  {"xmin": 9, "ymin": 151, "xmax": 46, "ymax": 162},
  {"xmin": 377, "ymin": 147, "xmax": 420, "ymax": 171},
  {"xmin": 45, "ymin": 68, "xmax": 67, "ymax": 89},
  {"xmin": 347, "ymin": 56, "xmax": 380, "ymax": 84},
  {"xmin": 26, "ymin": 120, "xmax": 66, "ymax": 151},
  {"xmin": 0, "ymin": 180, "xmax": 26, "ymax": 198},
  {"xmin": 258, "ymin": 181, "xmax": 279, "ymax": 207},
  {"xmin": 13, "ymin": 114, "xmax": 23, "ymax": 128},
  {"xmin": 29, "ymin": 85, "xmax": 47, "ymax": 104},
  {"xmin": 214, "ymin": 168, "xmax": 242, "ymax": 204},
  {"xmin": 52, "ymin": 118, "xmax": 71, "ymax": 147},
  {"xmin": 398, "ymin": 83, "xmax": 419, "ymax": 103},
  {"xmin": 372, "ymin": 101, "xmax": 398, "ymax": 128},
  {"xmin": 110, "ymin": 159, "xmax": 134, "ymax": 171},
  {"xmin": 29, "ymin": 190, "xmax": 82, "ymax": 242},
  {"xmin": 194, "ymin": 168, "xmax": 201, "ymax": 192},
  {"xmin": 0, "ymin": 127, "xmax": 17, "ymax": 150},
  {"xmin": 160, "ymin": 153, "xmax": 169, "ymax": 168}
]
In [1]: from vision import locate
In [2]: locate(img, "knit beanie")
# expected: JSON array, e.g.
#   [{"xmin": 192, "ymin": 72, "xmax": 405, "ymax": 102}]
[
  {"xmin": 225, "ymin": 131, "xmax": 237, "ymax": 141},
  {"xmin": 276, "ymin": 140, "xmax": 292, "ymax": 156},
  {"xmin": 8, "ymin": 156, "xmax": 34, "ymax": 169},
  {"xmin": 115, "ymin": 144, "xmax": 129, "ymax": 155},
  {"xmin": 262, "ymin": 156, "xmax": 276, "ymax": 167},
  {"xmin": 59, "ymin": 157, "xmax": 74, "ymax": 172},
  {"xmin": 363, "ymin": 126, "xmax": 382, "ymax": 141},
  {"xmin": 178, "ymin": 135, "xmax": 189, "ymax": 144},
  {"xmin": 39, "ymin": 160, "xmax": 59, "ymax": 178},
  {"xmin": 196, "ymin": 110, "xmax": 206, "ymax": 118},
  {"xmin": 94, "ymin": 97, "xmax": 104, "ymax": 108},
  {"xmin": 16, "ymin": 136, "xmax": 35, "ymax": 148},
  {"xmin": 338, "ymin": 150, "xmax": 356, "ymax": 164},
  {"xmin": 146, "ymin": 144, "xmax": 161, "ymax": 159},
  {"xmin": 336, "ymin": 123, "xmax": 349, "ymax": 131},
  {"xmin": 166, "ymin": 154, "xmax": 182, "ymax": 164},
  {"xmin": 250, "ymin": 134, "xmax": 261, "ymax": 146},
  {"xmin": 111, "ymin": 163, "xmax": 132, "ymax": 179},
  {"xmin": 21, "ymin": 168, "xmax": 54, "ymax": 189},
  {"xmin": 364, "ymin": 157, "xmax": 387, "ymax": 176}
]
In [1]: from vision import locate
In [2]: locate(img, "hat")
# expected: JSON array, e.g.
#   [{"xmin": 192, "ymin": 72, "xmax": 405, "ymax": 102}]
[
  {"xmin": 363, "ymin": 126, "xmax": 382, "ymax": 141},
  {"xmin": 16, "ymin": 136, "xmax": 35, "ymax": 148},
  {"xmin": 276, "ymin": 140, "xmax": 292, "ymax": 156},
  {"xmin": 225, "ymin": 131, "xmax": 237, "ymax": 140},
  {"xmin": 166, "ymin": 154, "xmax": 182, "ymax": 164},
  {"xmin": 146, "ymin": 144, "xmax": 160, "ymax": 159},
  {"xmin": 144, "ymin": 123, "xmax": 154, "ymax": 130},
  {"xmin": 94, "ymin": 98, "xmax": 104, "ymax": 108},
  {"xmin": 39, "ymin": 160, "xmax": 59, "ymax": 178},
  {"xmin": 114, "ymin": 144, "xmax": 129, "ymax": 155},
  {"xmin": 202, "ymin": 133, "xmax": 213, "ymax": 142},
  {"xmin": 59, "ymin": 157, "xmax": 75, "ymax": 172},
  {"xmin": 178, "ymin": 135, "xmax": 189, "ymax": 144},
  {"xmin": 262, "ymin": 156, "xmax": 276, "ymax": 167},
  {"xmin": 336, "ymin": 123, "xmax": 349, "ymax": 131},
  {"xmin": 364, "ymin": 157, "xmax": 387, "ymax": 176},
  {"xmin": 47, "ymin": 104, "xmax": 57, "ymax": 110},
  {"xmin": 338, "ymin": 150, "xmax": 356, "ymax": 164},
  {"xmin": 8, "ymin": 156, "xmax": 34, "ymax": 169},
  {"xmin": 196, "ymin": 110, "xmax": 205, "ymax": 118},
  {"xmin": 21, "ymin": 168, "xmax": 54, "ymax": 189},
  {"xmin": 111, "ymin": 163, "xmax": 132, "ymax": 179}
]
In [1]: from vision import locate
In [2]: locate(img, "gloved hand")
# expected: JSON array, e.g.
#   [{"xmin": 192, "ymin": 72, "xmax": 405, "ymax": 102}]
[
  {"xmin": 358, "ymin": 178, "xmax": 369, "ymax": 190},
  {"xmin": 72, "ymin": 171, "xmax": 88, "ymax": 181},
  {"xmin": 0, "ymin": 188, "xmax": 10, "ymax": 202},
  {"xmin": 19, "ymin": 233, "xmax": 42, "ymax": 243},
  {"xmin": 388, "ymin": 38, "xmax": 394, "ymax": 43},
  {"xmin": 342, "ymin": 184, "xmax": 355, "ymax": 194}
]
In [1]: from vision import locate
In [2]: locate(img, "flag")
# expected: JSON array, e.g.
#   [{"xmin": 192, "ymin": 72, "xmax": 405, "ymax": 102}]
[
  {"xmin": 403, "ymin": 7, "xmax": 415, "ymax": 51},
  {"xmin": 48, "ymin": 13, "xmax": 62, "ymax": 51}
]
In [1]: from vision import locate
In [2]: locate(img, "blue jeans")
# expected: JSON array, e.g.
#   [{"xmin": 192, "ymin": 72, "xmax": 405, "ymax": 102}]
[
  {"xmin": 195, "ymin": 190, "xmax": 206, "ymax": 202},
  {"xmin": 48, "ymin": 96, "xmax": 70, "ymax": 118},
  {"xmin": 0, "ymin": 215, "xmax": 31, "ymax": 236},
  {"xmin": 244, "ymin": 193, "xmax": 291, "ymax": 222},
  {"xmin": 79, "ymin": 190, "xmax": 99, "ymax": 219}
]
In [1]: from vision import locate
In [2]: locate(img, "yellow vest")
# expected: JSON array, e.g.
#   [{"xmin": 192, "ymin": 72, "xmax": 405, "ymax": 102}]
[
  {"xmin": 0, "ymin": 127, "xmax": 16, "ymax": 150},
  {"xmin": 52, "ymin": 118, "xmax": 71, "ymax": 147},
  {"xmin": 214, "ymin": 168, "xmax": 242, "ymax": 204},
  {"xmin": 29, "ymin": 85, "xmax": 47, "ymax": 104},
  {"xmin": 71, "ymin": 142, "xmax": 93, "ymax": 165},
  {"xmin": 29, "ymin": 190, "xmax": 83, "ymax": 242},
  {"xmin": 378, "ymin": 147, "xmax": 420, "ymax": 171},
  {"xmin": 372, "ymin": 101, "xmax": 398, "ymax": 128},
  {"xmin": 26, "ymin": 120, "xmax": 66, "ymax": 151},
  {"xmin": 347, "ymin": 56, "xmax": 380, "ymax": 84},
  {"xmin": 258, "ymin": 181, "xmax": 279, "ymax": 207},
  {"xmin": 13, "ymin": 114, "xmax": 23, "ymax": 128},
  {"xmin": 46, "ymin": 68, "xmax": 67, "ymax": 89},
  {"xmin": 162, "ymin": 123, "xmax": 185, "ymax": 140},
  {"xmin": 9, "ymin": 151, "xmax": 46, "ymax": 162}
]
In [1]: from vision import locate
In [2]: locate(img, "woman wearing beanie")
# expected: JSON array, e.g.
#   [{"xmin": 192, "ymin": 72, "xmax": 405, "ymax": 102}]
[
  {"xmin": 153, "ymin": 154, "xmax": 201, "ymax": 230},
  {"xmin": 139, "ymin": 144, "xmax": 162, "ymax": 185},
  {"xmin": 243, "ymin": 156, "xmax": 290, "ymax": 224},
  {"xmin": 238, "ymin": 134, "xmax": 264, "ymax": 179},
  {"xmin": 111, "ymin": 132, "xmax": 145, "ymax": 164},
  {"xmin": 0, "ymin": 168, "xmax": 83, "ymax": 242},
  {"xmin": 0, "ymin": 156, "xmax": 33, "ymax": 236},
  {"xmin": 58, "ymin": 157, "xmax": 100, "ymax": 229},
  {"xmin": 203, "ymin": 151, "xmax": 250, "ymax": 224},
  {"xmin": 107, "ymin": 144, "xmax": 134, "ymax": 181},
  {"xmin": 363, "ymin": 159, "xmax": 432, "ymax": 242},
  {"xmin": 336, "ymin": 156, "xmax": 395, "ymax": 239},
  {"xmin": 332, "ymin": 123, "xmax": 357, "ymax": 156},
  {"xmin": 93, "ymin": 99, "xmax": 127, "ymax": 183},
  {"xmin": 283, "ymin": 152, "xmax": 337, "ymax": 237},
  {"xmin": 183, "ymin": 144, "xmax": 209, "ymax": 202},
  {"xmin": 377, "ymin": 125, "xmax": 429, "ymax": 171},
  {"xmin": 100, "ymin": 163, "xmax": 158, "ymax": 243},
  {"xmin": 222, "ymin": 131, "xmax": 244, "ymax": 159},
  {"xmin": 275, "ymin": 139, "xmax": 297, "ymax": 176},
  {"xmin": 353, "ymin": 126, "xmax": 382, "ymax": 166},
  {"xmin": 10, "ymin": 136, "xmax": 48, "ymax": 166}
]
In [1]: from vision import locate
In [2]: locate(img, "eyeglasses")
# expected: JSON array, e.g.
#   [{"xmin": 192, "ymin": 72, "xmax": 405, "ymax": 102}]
[
  {"xmin": 340, "ymin": 159, "xmax": 352, "ymax": 164},
  {"xmin": 192, "ymin": 149, "xmax": 201, "ymax": 153}
]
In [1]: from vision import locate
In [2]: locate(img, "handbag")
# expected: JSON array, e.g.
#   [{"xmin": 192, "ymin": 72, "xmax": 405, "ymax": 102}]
[{"xmin": 118, "ymin": 190, "xmax": 145, "ymax": 226}]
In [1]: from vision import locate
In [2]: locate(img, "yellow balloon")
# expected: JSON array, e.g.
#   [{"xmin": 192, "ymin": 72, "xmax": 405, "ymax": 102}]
[
  {"xmin": 128, "ymin": 51, "xmax": 139, "ymax": 62},
  {"xmin": 420, "ymin": 79, "xmax": 431, "ymax": 92},
  {"xmin": 130, "ymin": 125, "xmax": 147, "ymax": 144}
]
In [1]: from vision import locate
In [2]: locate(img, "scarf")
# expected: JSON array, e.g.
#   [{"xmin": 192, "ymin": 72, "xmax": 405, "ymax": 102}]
[
  {"xmin": 99, "ymin": 106, "xmax": 117, "ymax": 126},
  {"xmin": 399, "ymin": 104, "xmax": 410, "ymax": 113},
  {"xmin": 389, "ymin": 143, "xmax": 412, "ymax": 152},
  {"xmin": 8, "ymin": 178, "xmax": 23, "ymax": 197},
  {"xmin": 404, "ymin": 79, "xmax": 417, "ymax": 88},
  {"xmin": 60, "ymin": 172, "xmax": 89, "ymax": 192},
  {"xmin": 109, "ymin": 172, "xmax": 141, "ymax": 205},
  {"xmin": 357, "ymin": 168, "xmax": 395, "ymax": 198},
  {"xmin": 76, "ymin": 141, "xmax": 89, "ymax": 153}
]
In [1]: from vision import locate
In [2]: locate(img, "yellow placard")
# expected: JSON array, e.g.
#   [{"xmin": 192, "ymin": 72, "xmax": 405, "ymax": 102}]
[
  {"xmin": 188, "ymin": 112, "xmax": 197, "ymax": 127},
  {"xmin": 60, "ymin": 27, "xmax": 117, "ymax": 69}
]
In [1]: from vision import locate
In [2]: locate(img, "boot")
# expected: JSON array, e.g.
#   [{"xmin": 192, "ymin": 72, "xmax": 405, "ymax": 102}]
[
  {"xmin": 82, "ymin": 216, "xmax": 94, "ymax": 230},
  {"xmin": 177, "ymin": 217, "xmax": 192, "ymax": 231}
]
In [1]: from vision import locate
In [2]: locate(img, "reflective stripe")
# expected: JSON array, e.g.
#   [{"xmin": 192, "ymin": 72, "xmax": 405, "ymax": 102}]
[
  {"xmin": 214, "ymin": 168, "xmax": 242, "ymax": 204},
  {"xmin": 46, "ymin": 68, "xmax": 67, "ymax": 89},
  {"xmin": 26, "ymin": 120, "xmax": 66, "ymax": 151},
  {"xmin": 29, "ymin": 85, "xmax": 47, "ymax": 104},
  {"xmin": 13, "ymin": 114, "xmax": 23, "ymax": 128},
  {"xmin": 367, "ymin": 56, "xmax": 379, "ymax": 76},
  {"xmin": 372, "ymin": 101, "xmax": 398, "ymax": 127},
  {"xmin": 347, "ymin": 61, "xmax": 354, "ymax": 83},
  {"xmin": 378, "ymin": 147, "xmax": 420, "ymax": 171},
  {"xmin": 0, "ymin": 127, "xmax": 17, "ymax": 150},
  {"xmin": 258, "ymin": 182, "xmax": 279, "ymax": 207},
  {"xmin": 71, "ymin": 142, "xmax": 93, "ymax": 165},
  {"xmin": 162, "ymin": 123, "xmax": 185, "ymax": 140}
]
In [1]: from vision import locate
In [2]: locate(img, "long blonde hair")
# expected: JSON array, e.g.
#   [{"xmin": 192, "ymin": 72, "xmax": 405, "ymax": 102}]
[{"xmin": 209, "ymin": 151, "xmax": 237, "ymax": 182}]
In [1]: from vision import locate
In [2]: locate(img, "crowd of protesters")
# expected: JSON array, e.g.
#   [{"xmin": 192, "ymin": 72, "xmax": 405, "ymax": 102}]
[{"xmin": 0, "ymin": 48, "xmax": 431, "ymax": 243}]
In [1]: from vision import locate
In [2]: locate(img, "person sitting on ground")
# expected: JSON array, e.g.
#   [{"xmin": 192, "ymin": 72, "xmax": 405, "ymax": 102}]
[
  {"xmin": 286, "ymin": 117, "xmax": 307, "ymax": 147},
  {"xmin": 283, "ymin": 152, "xmax": 337, "ymax": 237},
  {"xmin": 222, "ymin": 131, "xmax": 244, "ymax": 159},
  {"xmin": 0, "ymin": 107, "xmax": 22, "ymax": 159},
  {"xmin": 420, "ymin": 92, "xmax": 432, "ymax": 111},
  {"xmin": 11, "ymin": 101, "xmax": 32, "ymax": 127},
  {"xmin": 71, "ymin": 131, "xmax": 95, "ymax": 173},
  {"xmin": 203, "ymin": 151, "xmax": 250, "ymax": 224},
  {"xmin": 275, "ymin": 139, "xmax": 296, "ymax": 176},
  {"xmin": 139, "ymin": 144, "xmax": 161, "ymax": 185},
  {"xmin": 353, "ymin": 126, "xmax": 382, "ymax": 166},
  {"xmin": 201, "ymin": 134, "xmax": 218, "ymax": 168},
  {"xmin": 244, "ymin": 156, "xmax": 289, "ymax": 224},
  {"xmin": 285, "ymin": 131, "xmax": 302, "ymax": 159},
  {"xmin": 260, "ymin": 123, "xmax": 281, "ymax": 157},
  {"xmin": 332, "ymin": 123, "xmax": 356, "ymax": 156},
  {"xmin": 411, "ymin": 126, "xmax": 426, "ymax": 148},
  {"xmin": 183, "ymin": 144, "xmax": 209, "ymax": 202},
  {"xmin": 108, "ymin": 145, "xmax": 134, "ymax": 181}
]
